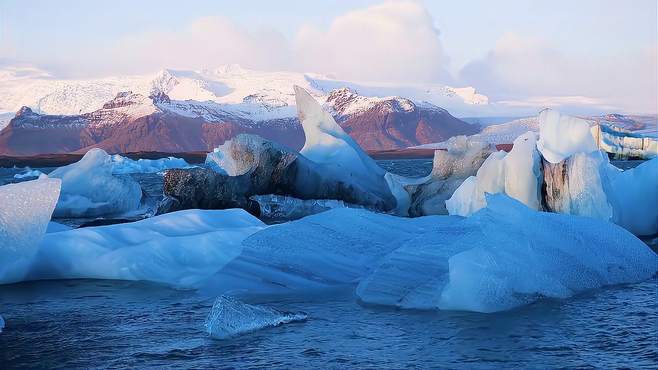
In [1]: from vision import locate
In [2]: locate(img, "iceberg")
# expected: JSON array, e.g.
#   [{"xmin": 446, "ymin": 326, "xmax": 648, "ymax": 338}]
[
  {"xmin": 358, "ymin": 194, "xmax": 658, "ymax": 312},
  {"xmin": 608, "ymin": 157, "xmax": 658, "ymax": 235},
  {"xmin": 407, "ymin": 136, "xmax": 495, "ymax": 216},
  {"xmin": 28, "ymin": 209, "xmax": 266, "ymax": 287},
  {"xmin": 0, "ymin": 178, "xmax": 61, "ymax": 284},
  {"xmin": 204, "ymin": 296, "xmax": 307, "ymax": 339},
  {"xmin": 49, "ymin": 148, "xmax": 143, "ymax": 218},
  {"xmin": 446, "ymin": 132, "xmax": 542, "ymax": 216},
  {"xmin": 110, "ymin": 154, "xmax": 192, "ymax": 174},
  {"xmin": 46, "ymin": 221, "xmax": 72, "ymax": 234},
  {"xmin": 13, "ymin": 167, "xmax": 44, "ymax": 179},
  {"xmin": 251, "ymin": 194, "xmax": 358, "ymax": 221}
]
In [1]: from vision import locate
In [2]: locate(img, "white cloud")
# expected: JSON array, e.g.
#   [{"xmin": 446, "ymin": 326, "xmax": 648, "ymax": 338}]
[
  {"xmin": 460, "ymin": 33, "xmax": 658, "ymax": 114},
  {"xmin": 293, "ymin": 0, "xmax": 451, "ymax": 83}
]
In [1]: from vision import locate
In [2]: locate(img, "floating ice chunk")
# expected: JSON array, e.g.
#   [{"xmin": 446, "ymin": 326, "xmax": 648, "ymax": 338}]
[
  {"xmin": 49, "ymin": 148, "xmax": 143, "ymax": 218},
  {"xmin": 30, "ymin": 209, "xmax": 265, "ymax": 287},
  {"xmin": 537, "ymin": 109, "xmax": 597, "ymax": 163},
  {"xmin": 204, "ymin": 296, "xmax": 307, "ymax": 339},
  {"xmin": 608, "ymin": 157, "xmax": 658, "ymax": 235},
  {"xmin": 0, "ymin": 314, "xmax": 4, "ymax": 333},
  {"xmin": 110, "ymin": 154, "xmax": 191, "ymax": 174},
  {"xmin": 446, "ymin": 132, "xmax": 541, "ymax": 216},
  {"xmin": 0, "ymin": 178, "xmax": 61, "ymax": 284},
  {"xmin": 359, "ymin": 194, "xmax": 658, "ymax": 312},
  {"xmin": 13, "ymin": 167, "xmax": 44, "ymax": 179},
  {"xmin": 204, "ymin": 147, "xmax": 229, "ymax": 175}
]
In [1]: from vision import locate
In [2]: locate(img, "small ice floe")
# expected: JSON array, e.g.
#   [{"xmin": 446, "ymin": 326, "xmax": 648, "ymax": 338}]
[
  {"xmin": 204, "ymin": 296, "xmax": 307, "ymax": 339},
  {"xmin": 0, "ymin": 314, "xmax": 5, "ymax": 333},
  {"xmin": 13, "ymin": 167, "xmax": 44, "ymax": 179}
]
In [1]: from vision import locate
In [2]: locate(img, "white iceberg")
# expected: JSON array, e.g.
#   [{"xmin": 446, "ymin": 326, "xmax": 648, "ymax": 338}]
[
  {"xmin": 110, "ymin": 154, "xmax": 192, "ymax": 174},
  {"xmin": 537, "ymin": 109, "xmax": 598, "ymax": 163},
  {"xmin": 29, "ymin": 209, "xmax": 266, "ymax": 287},
  {"xmin": 608, "ymin": 157, "xmax": 658, "ymax": 235},
  {"xmin": 446, "ymin": 132, "xmax": 542, "ymax": 216},
  {"xmin": 49, "ymin": 148, "xmax": 143, "ymax": 218},
  {"xmin": 0, "ymin": 178, "xmax": 61, "ymax": 284},
  {"xmin": 358, "ymin": 194, "xmax": 658, "ymax": 312},
  {"xmin": 204, "ymin": 296, "xmax": 307, "ymax": 339}
]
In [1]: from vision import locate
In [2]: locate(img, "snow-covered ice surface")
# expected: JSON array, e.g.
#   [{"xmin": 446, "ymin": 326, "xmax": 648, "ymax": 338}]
[
  {"xmin": 204, "ymin": 296, "xmax": 307, "ymax": 339},
  {"xmin": 537, "ymin": 109, "xmax": 598, "ymax": 163},
  {"xmin": 49, "ymin": 149, "xmax": 143, "ymax": 218},
  {"xmin": 0, "ymin": 178, "xmax": 61, "ymax": 284},
  {"xmin": 358, "ymin": 195, "xmax": 658, "ymax": 312},
  {"xmin": 110, "ymin": 155, "xmax": 192, "ymax": 174},
  {"xmin": 30, "ymin": 209, "xmax": 265, "ymax": 288}
]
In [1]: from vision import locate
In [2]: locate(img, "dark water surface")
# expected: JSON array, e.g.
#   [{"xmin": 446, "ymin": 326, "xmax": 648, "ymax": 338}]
[{"xmin": 1, "ymin": 159, "xmax": 656, "ymax": 369}]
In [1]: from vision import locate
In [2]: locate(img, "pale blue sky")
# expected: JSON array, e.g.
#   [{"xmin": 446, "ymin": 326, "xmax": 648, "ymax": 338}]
[{"xmin": 1, "ymin": 0, "xmax": 656, "ymax": 112}]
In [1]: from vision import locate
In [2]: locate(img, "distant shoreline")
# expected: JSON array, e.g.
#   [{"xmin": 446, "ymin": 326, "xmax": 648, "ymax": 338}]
[{"xmin": 0, "ymin": 148, "xmax": 439, "ymax": 168}]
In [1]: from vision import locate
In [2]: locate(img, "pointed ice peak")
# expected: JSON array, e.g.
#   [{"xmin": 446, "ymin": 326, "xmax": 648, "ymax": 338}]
[
  {"xmin": 294, "ymin": 85, "xmax": 384, "ymax": 176},
  {"xmin": 150, "ymin": 69, "xmax": 179, "ymax": 96}
]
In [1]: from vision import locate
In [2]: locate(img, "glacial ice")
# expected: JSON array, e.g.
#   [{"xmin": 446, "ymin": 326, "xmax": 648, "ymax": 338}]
[
  {"xmin": 13, "ymin": 167, "xmax": 44, "ymax": 179},
  {"xmin": 49, "ymin": 148, "xmax": 143, "ymax": 218},
  {"xmin": 407, "ymin": 136, "xmax": 495, "ymax": 216},
  {"xmin": 0, "ymin": 178, "xmax": 61, "ymax": 284},
  {"xmin": 110, "ymin": 154, "xmax": 192, "ymax": 174},
  {"xmin": 537, "ymin": 109, "xmax": 597, "ymax": 163},
  {"xmin": 251, "ymin": 194, "xmax": 357, "ymax": 221},
  {"xmin": 46, "ymin": 221, "xmax": 72, "ymax": 234},
  {"xmin": 204, "ymin": 296, "xmax": 307, "ymax": 339},
  {"xmin": 358, "ymin": 194, "xmax": 658, "ymax": 312},
  {"xmin": 446, "ymin": 132, "xmax": 541, "ymax": 216},
  {"xmin": 29, "ymin": 209, "xmax": 265, "ymax": 287},
  {"xmin": 608, "ymin": 157, "xmax": 658, "ymax": 235}
]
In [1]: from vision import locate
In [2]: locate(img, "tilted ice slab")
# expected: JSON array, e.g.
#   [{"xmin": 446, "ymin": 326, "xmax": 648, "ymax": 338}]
[
  {"xmin": 358, "ymin": 195, "xmax": 658, "ymax": 312},
  {"xmin": 110, "ymin": 154, "xmax": 192, "ymax": 174},
  {"xmin": 204, "ymin": 296, "xmax": 307, "ymax": 339},
  {"xmin": 0, "ymin": 178, "xmax": 61, "ymax": 284},
  {"xmin": 29, "ymin": 209, "xmax": 266, "ymax": 287},
  {"xmin": 446, "ymin": 131, "xmax": 542, "ymax": 216},
  {"xmin": 49, "ymin": 148, "xmax": 143, "ymax": 218}
]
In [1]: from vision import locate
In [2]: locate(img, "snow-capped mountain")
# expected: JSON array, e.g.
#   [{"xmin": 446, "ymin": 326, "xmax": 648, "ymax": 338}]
[
  {"xmin": 0, "ymin": 64, "xmax": 488, "ymax": 117},
  {"xmin": 0, "ymin": 84, "xmax": 478, "ymax": 155}
]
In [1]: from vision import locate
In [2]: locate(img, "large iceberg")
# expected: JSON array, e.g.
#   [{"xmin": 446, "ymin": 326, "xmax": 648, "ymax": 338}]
[
  {"xmin": 49, "ymin": 148, "xmax": 143, "ymax": 218},
  {"xmin": 607, "ymin": 157, "xmax": 658, "ymax": 235},
  {"xmin": 358, "ymin": 195, "xmax": 658, "ymax": 312},
  {"xmin": 204, "ymin": 296, "xmax": 307, "ymax": 339},
  {"xmin": 0, "ymin": 178, "xmax": 61, "ymax": 284},
  {"xmin": 29, "ymin": 209, "xmax": 265, "ymax": 287}
]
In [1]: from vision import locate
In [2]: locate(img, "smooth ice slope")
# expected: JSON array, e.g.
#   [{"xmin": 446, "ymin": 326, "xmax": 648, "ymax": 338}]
[
  {"xmin": 30, "ymin": 209, "xmax": 266, "ymax": 287},
  {"xmin": 358, "ymin": 195, "xmax": 658, "ymax": 312},
  {"xmin": 110, "ymin": 154, "xmax": 192, "ymax": 174},
  {"xmin": 608, "ymin": 157, "xmax": 658, "ymax": 235},
  {"xmin": 537, "ymin": 109, "xmax": 597, "ymax": 163},
  {"xmin": 49, "ymin": 148, "xmax": 143, "ymax": 218},
  {"xmin": 0, "ymin": 178, "xmax": 61, "ymax": 284},
  {"xmin": 204, "ymin": 296, "xmax": 307, "ymax": 339}
]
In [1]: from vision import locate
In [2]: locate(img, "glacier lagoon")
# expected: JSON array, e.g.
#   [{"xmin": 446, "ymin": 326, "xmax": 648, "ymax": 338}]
[{"xmin": 0, "ymin": 159, "xmax": 656, "ymax": 368}]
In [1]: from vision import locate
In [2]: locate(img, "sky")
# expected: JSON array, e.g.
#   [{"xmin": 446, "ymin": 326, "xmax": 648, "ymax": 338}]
[{"xmin": 0, "ymin": 0, "xmax": 656, "ymax": 113}]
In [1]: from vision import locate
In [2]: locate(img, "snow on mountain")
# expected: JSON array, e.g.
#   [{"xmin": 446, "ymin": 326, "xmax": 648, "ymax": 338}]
[
  {"xmin": 0, "ymin": 64, "xmax": 488, "ymax": 118},
  {"xmin": 415, "ymin": 117, "xmax": 538, "ymax": 149}
]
